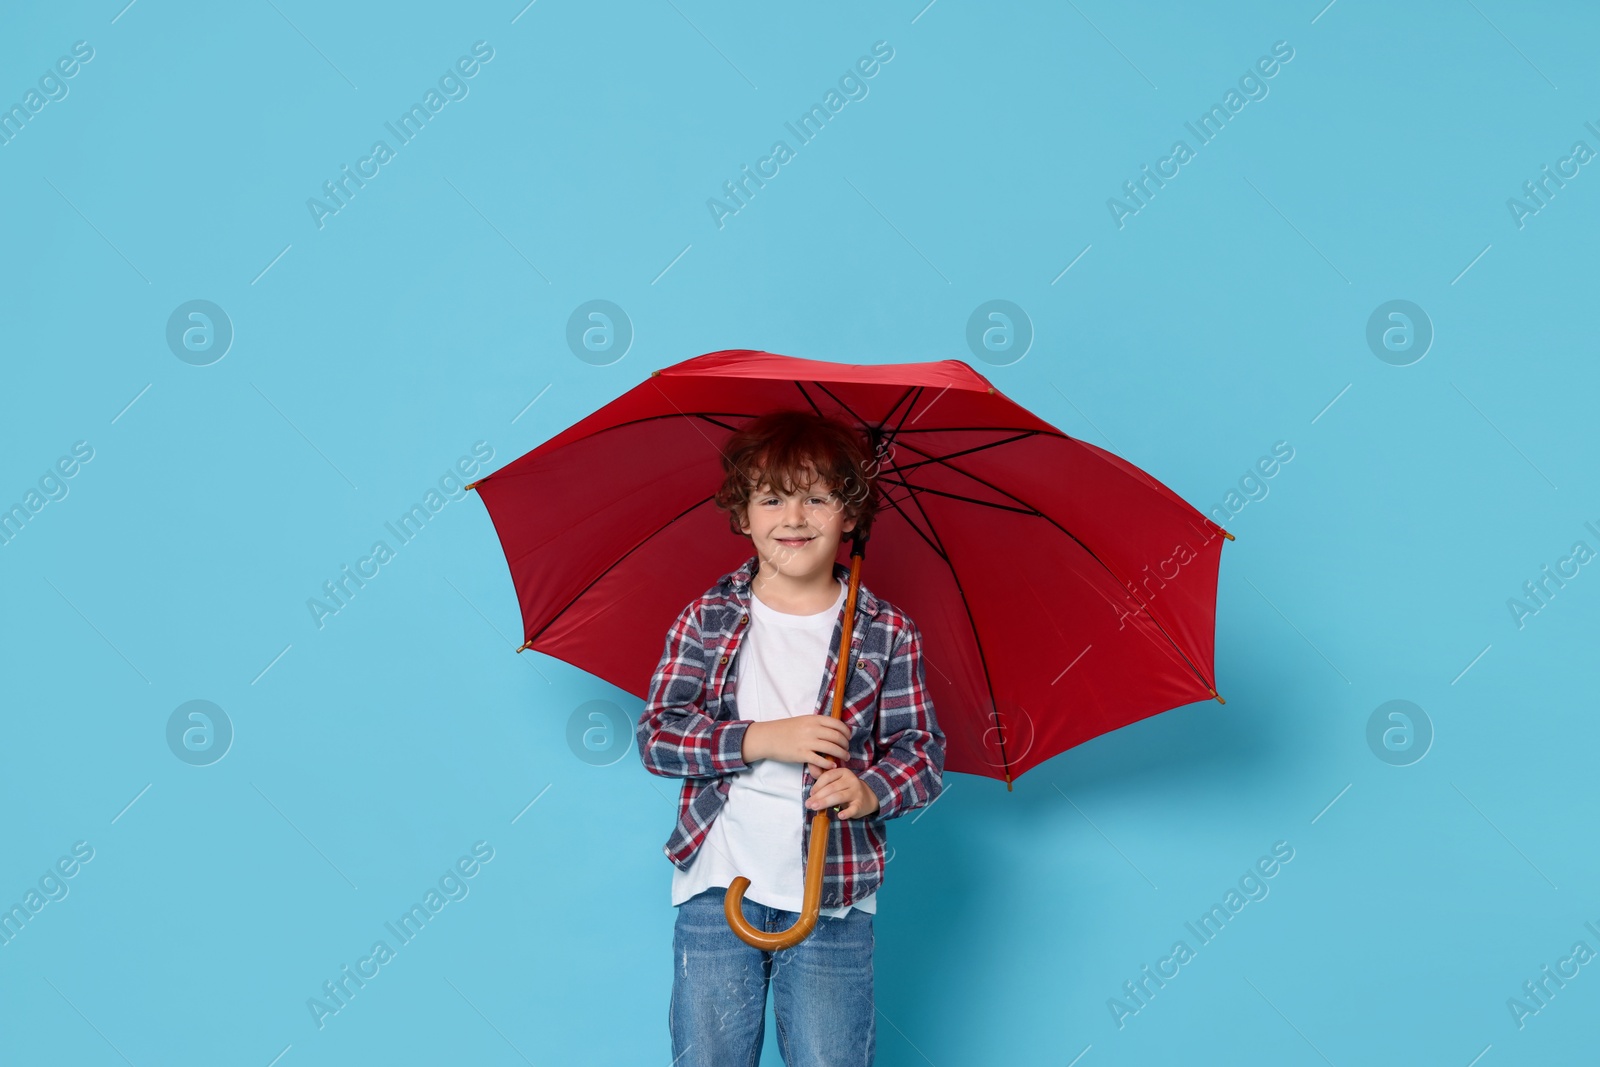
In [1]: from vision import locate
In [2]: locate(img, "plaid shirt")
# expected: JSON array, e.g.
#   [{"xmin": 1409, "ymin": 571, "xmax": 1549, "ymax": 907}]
[{"xmin": 635, "ymin": 553, "xmax": 945, "ymax": 909}]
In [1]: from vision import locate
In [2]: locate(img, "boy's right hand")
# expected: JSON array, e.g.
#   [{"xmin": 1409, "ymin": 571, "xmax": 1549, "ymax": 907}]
[{"xmin": 744, "ymin": 715, "xmax": 852, "ymax": 772}]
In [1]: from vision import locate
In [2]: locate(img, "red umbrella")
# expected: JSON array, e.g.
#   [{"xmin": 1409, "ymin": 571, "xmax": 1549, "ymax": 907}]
[{"xmin": 469, "ymin": 349, "xmax": 1229, "ymax": 942}]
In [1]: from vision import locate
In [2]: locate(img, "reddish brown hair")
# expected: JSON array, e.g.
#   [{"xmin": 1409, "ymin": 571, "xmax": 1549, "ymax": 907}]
[{"xmin": 714, "ymin": 409, "xmax": 882, "ymax": 542}]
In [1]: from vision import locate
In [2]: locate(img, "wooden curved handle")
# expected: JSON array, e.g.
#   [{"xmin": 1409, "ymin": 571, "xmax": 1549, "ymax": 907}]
[
  {"xmin": 724, "ymin": 807, "xmax": 833, "ymax": 950},
  {"xmin": 724, "ymin": 541, "xmax": 866, "ymax": 951}
]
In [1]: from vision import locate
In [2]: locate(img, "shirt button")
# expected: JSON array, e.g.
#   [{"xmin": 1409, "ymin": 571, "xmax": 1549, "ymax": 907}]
[{"xmin": 719, "ymin": 654, "xmax": 729, "ymax": 664}]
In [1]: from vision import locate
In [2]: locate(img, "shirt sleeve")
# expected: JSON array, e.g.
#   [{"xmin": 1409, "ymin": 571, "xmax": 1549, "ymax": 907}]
[
  {"xmin": 859, "ymin": 618, "xmax": 946, "ymax": 820},
  {"xmin": 635, "ymin": 601, "xmax": 753, "ymax": 779}
]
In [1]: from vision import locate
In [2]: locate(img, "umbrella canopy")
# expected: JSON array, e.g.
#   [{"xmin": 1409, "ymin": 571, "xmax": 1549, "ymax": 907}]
[{"xmin": 470, "ymin": 349, "xmax": 1229, "ymax": 787}]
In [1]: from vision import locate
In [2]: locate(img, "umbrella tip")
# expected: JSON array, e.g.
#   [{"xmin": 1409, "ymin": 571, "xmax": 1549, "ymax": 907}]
[
  {"xmin": 1210, "ymin": 687, "xmax": 1226, "ymax": 705},
  {"xmin": 517, "ymin": 639, "xmax": 533, "ymax": 653},
  {"xmin": 465, "ymin": 479, "xmax": 481, "ymax": 491},
  {"xmin": 1221, "ymin": 529, "xmax": 1235, "ymax": 541}
]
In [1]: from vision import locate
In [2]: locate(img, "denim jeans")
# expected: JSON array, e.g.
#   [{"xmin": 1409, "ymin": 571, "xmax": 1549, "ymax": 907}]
[{"xmin": 669, "ymin": 888, "xmax": 875, "ymax": 1066}]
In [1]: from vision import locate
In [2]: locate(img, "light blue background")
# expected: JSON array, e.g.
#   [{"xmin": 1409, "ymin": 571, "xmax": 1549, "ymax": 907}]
[{"xmin": 3, "ymin": 1, "xmax": 1597, "ymax": 1063}]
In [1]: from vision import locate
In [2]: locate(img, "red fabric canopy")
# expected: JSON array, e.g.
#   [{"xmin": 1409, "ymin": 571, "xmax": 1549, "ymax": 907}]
[{"xmin": 471, "ymin": 349, "xmax": 1227, "ymax": 785}]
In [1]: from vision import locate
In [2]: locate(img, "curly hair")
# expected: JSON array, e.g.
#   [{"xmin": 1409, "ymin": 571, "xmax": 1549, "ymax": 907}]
[{"xmin": 714, "ymin": 409, "xmax": 882, "ymax": 543}]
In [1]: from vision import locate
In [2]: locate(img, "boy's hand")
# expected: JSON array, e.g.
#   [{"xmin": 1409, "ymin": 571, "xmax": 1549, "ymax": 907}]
[
  {"xmin": 744, "ymin": 715, "xmax": 851, "ymax": 768},
  {"xmin": 805, "ymin": 767, "xmax": 880, "ymax": 820}
]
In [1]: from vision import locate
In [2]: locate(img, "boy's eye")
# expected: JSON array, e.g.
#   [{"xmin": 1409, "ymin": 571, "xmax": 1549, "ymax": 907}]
[{"xmin": 756, "ymin": 492, "xmax": 831, "ymax": 505}]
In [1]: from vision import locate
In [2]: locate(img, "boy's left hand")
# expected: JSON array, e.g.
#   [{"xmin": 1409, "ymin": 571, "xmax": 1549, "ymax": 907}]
[{"xmin": 805, "ymin": 766, "xmax": 880, "ymax": 819}]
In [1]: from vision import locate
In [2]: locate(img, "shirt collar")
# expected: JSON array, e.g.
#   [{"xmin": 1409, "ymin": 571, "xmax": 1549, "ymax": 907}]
[{"xmin": 724, "ymin": 552, "xmax": 880, "ymax": 617}]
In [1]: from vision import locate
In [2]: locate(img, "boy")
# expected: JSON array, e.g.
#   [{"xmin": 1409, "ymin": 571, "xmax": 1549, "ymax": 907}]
[{"xmin": 635, "ymin": 409, "xmax": 945, "ymax": 1066}]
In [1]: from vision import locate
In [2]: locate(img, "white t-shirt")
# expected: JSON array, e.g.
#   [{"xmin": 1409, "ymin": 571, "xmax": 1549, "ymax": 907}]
[{"xmin": 671, "ymin": 576, "xmax": 878, "ymax": 917}]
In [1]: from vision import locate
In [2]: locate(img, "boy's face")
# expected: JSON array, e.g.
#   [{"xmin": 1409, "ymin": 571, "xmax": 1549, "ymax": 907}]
[{"xmin": 738, "ymin": 466, "xmax": 857, "ymax": 579}]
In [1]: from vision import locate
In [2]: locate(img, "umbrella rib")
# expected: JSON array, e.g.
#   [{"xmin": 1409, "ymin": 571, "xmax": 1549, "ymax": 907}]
[
  {"xmin": 688, "ymin": 413, "xmax": 750, "ymax": 435},
  {"xmin": 879, "ymin": 384, "xmax": 931, "ymax": 450},
  {"xmin": 523, "ymin": 492, "xmax": 719, "ymax": 645},
  {"xmin": 792, "ymin": 380, "xmax": 830, "ymax": 420},
  {"xmin": 796, "ymin": 378, "xmax": 869, "ymax": 425},
  {"xmin": 868, "ymin": 473, "xmax": 948, "ymax": 563},
  {"xmin": 877, "ymin": 425, "xmax": 1074, "ymax": 435},
  {"xmin": 797, "ymin": 380, "xmax": 921, "ymax": 445},
  {"xmin": 886, "ymin": 433, "xmax": 1219, "ymax": 696},
  {"xmin": 887, "ymin": 419, "xmax": 1221, "ymax": 532},
  {"xmin": 879, "ymin": 442, "xmax": 1016, "ymax": 783},
  {"xmin": 873, "ymin": 477, "xmax": 1037, "ymax": 516},
  {"xmin": 795, "ymin": 379, "xmax": 1055, "ymax": 476},
  {"xmin": 889, "ymin": 430, "xmax": 1049, "ymax": 472},
  {"xmin": 874, "ymin": 385, "xmax": 921, "ymax": 433},
  {"xmin": 854, "ymin": 384, "xmax": 954, "ymax": 557}
]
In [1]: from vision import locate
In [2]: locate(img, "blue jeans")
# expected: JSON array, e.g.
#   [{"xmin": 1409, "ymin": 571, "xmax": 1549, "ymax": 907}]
[{"xmin": 669, "ymin": 888, "xmax": 875, "ymax": 1066}]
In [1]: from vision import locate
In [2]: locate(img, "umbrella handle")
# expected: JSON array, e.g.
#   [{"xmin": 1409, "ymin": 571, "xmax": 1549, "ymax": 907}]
[
  {"xmin": 724, "ymin": 537, "xmax": 867, "ymax": 951},
  {"xmin": 724, "ymin": 807, "xmax": 833, "ymax": 950}
]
